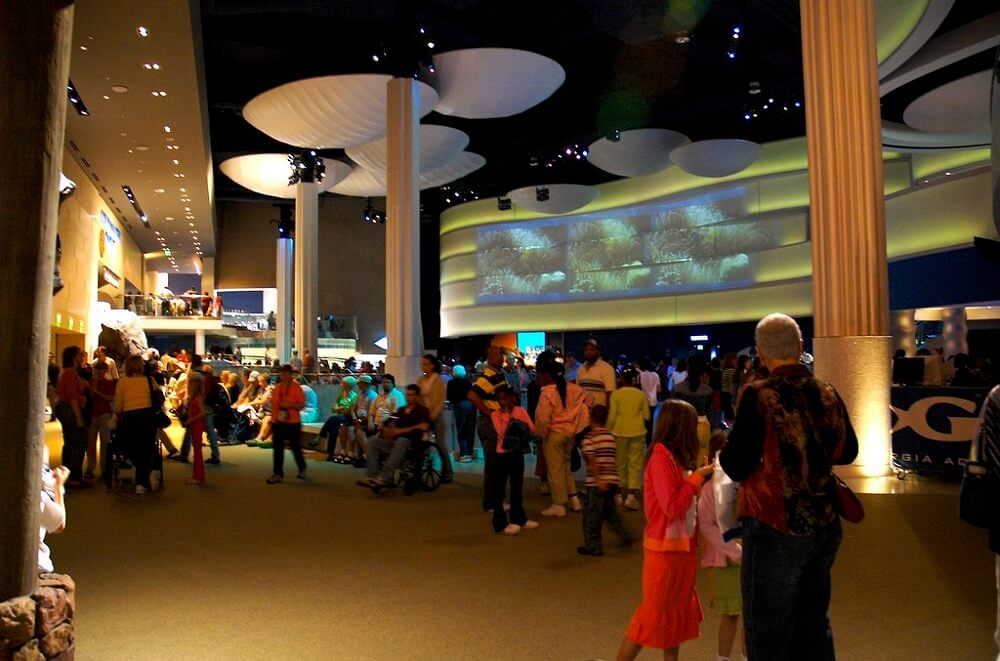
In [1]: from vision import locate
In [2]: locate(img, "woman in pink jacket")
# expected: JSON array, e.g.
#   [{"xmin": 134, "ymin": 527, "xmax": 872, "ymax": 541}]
[
  {"xmin": 617, "ymin": 399, "xmax": 714, "ymax": 661},
  {"xmin": 699, "ymin": 431, "xmax": 744, "ymax": 661},
  {"xmin": 535, "ymin": 361, "xmax": 589, "ymax": 516}
]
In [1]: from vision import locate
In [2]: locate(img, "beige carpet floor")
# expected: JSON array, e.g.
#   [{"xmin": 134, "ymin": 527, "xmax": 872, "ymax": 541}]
[{"xmin": 43, "ymin": 422, "xmax": 996, "ymax": 660}]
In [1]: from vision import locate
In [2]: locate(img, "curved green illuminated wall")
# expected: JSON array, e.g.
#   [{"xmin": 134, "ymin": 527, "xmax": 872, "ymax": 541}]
[{"xmin": 439, "ymin": 139, "xmax": 993, "ymax": 338}]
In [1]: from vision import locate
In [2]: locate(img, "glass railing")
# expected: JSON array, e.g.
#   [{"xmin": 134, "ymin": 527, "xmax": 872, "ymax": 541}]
[
  {"xmin": 116, "ymin": 295, "xmax": 358, "ymax": 338},
  {"xmin": 120, "ymin": 294, "xmax": 222, "ymax": 318}
]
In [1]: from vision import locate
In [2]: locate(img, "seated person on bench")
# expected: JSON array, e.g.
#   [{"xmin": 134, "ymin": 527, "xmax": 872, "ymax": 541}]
[{"xmin": 362, "ymin": 384, "xmax": 430, "ymax": 492}]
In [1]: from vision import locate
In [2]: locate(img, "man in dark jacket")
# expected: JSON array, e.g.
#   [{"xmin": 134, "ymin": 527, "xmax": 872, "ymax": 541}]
[{"xmin": 720, "ymin": 313, "xmax": 858, "ymax": 661}]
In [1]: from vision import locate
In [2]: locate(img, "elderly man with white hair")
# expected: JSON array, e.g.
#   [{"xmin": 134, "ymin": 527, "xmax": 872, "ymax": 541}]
[{"xmin": 720, "ymin": 312, "xmax": 858, "ymax": 661}]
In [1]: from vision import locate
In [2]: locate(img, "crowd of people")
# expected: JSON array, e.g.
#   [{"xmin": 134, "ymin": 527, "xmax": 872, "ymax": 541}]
[{"xmin": 45, "ymin": 310, "xmax": 1000, "ymax": 660}]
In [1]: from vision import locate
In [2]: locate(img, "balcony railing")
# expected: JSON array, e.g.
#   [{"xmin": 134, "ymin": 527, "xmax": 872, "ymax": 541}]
[
  {"xmin": 116, "ymin": 296, "xmax": 357, "ymax": 339},
  {"xmin": 120, "ymin": 294, "xmax": 221, "ymax": 318}
]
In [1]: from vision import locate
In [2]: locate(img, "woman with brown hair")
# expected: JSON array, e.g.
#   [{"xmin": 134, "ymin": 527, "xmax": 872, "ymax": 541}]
[
  {"xmin": 616, "ymin": 399, "xmax": 714, "ymax": 661},
  {"xmin": 113, "ymin": 355, "xmax": 158, "ymax": 494}
]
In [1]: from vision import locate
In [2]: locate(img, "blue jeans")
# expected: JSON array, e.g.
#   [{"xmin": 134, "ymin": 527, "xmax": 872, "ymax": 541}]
[
  {"xmin": 181, "ymin": 411, "xmax": 220, "ymax": 461},
  {"xmin": 741, "ymin": 516, "xmax": 842, "ymax": 661}
]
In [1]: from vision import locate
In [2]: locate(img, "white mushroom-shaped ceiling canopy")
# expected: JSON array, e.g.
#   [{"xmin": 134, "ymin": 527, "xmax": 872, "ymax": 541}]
[
  {"xmin": 902, "ymin": 69, "xmax": 992, "ymax": 136},
  {"xmin": 432, "ymin": 48, "xmax": 566, "ymax": 119},
  {"xmin": 346, "ymin": 125, "xmax": 469, "ymax": 173},
  {"xmin": 219, "ymin": 154, "xmax": 353, "ymax": 199},
  {"xmin": 507, "ymin": 184, "xmax": 600, "ymax": 215},
  {"xmin": 242, "ymin": 74, "xmax": 439, "ymax": 149},
  {"xmin": 587, "ymin": 128, "xmax": 691, "ymax": 177},
  {"xmin": 330, "ymin": 151, "xmax": 486, "ymax": 198},
  {"xmin": 669, "ymin": 139, "xmax": 762, "ymax": 178}
]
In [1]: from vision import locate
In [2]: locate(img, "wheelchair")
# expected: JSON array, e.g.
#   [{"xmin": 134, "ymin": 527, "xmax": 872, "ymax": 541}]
[{"xmin": 394, "ymin": 439, "xmax": 443, "ymax": 494}]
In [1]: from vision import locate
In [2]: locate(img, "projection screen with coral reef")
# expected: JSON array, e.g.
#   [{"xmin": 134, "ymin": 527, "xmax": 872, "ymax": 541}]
[{"xmin": 474, "ymin": 187, "xmax": 806, "ymax": 303}]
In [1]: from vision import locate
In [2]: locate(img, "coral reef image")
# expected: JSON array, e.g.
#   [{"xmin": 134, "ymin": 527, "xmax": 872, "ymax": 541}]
[
  {"xmin": 478, "ymin": 227, "xmax": 566, "ymax": 296},
  {"xmin": 568, "ymin": 218, "xmax": 643, "ymax": 272}
]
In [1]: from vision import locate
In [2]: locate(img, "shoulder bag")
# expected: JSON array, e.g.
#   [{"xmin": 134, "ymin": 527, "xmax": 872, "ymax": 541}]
[
  {"xmin": 960, "ymin": 422, "xmax": 994, "ymax": 528},
  {"xmin": 147, "ymin": 377, "xmax": 172, "ymax": 429}
]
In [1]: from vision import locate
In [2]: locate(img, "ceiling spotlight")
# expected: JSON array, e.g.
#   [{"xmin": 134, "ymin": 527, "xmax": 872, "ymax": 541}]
[
  {"xmin": 727, "ymin": 51, "xmax": 736, "ymax": 60},
  {"xmin": 66, "ymin": 79, "xmax": 90, "ymax": 117},
  {"xmin": 426, "ymin": 41, "xmax": 435, "ymax": 49},
  {"xmin": 163, "ymin": 125, "xmax": 171, "ymax": 133},
  {"xmin": 497, "ymin": 196, "xmax": 512, "ymax": 211},
  {"xmin": 609, "ymin": 129, "xmax": 621, "ymax": 142},
  {"xmin": 744, "ymin": 113, "xmax": 751, "ymax": 120},
  {"xmin": 748, "ymin": 81, "xmax": 761, "ymax": 95},
  {"xmin": 372, "ymin": 54, "xmax": 380, "ymax": 62},
  {"xmin": 675, "ymin": 31, "xmax": 691, "ymax": 44},
  {"xmin": 535, "ymin": 187, "xmax": 550, "ymax": 202},
  {"xmin": 137, "ymin": 26, "xmax": 149, "ymax": 37}
]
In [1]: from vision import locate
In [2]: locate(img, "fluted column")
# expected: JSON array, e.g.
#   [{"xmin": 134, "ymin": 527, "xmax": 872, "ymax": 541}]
[
  {"xmin": 293, "ymin": 182, "xmax": 319, "ymax": 370},
  {"xmin": 0, "ymin": 0, "xmax": 74, "ymax": 600},
  {"xmin": 801, "ymin": 0, "xmax": 891, "ymax": 475},
  {"xmin": 384, "ymin": 77, "xmax": 423, "ymax": 386},
  {"xmin": 275, "ymin": 237, "xmax": 293, "ymax": 363}
]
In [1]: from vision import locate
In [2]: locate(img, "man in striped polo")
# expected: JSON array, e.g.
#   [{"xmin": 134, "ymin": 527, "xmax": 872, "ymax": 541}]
[
  {"xmin": 469, "ymin": 345, "xmax": 506, "ymax": 510},
  {"xmin": 575, "ymin": 338, "xmax": 616, "ymax": 407}
]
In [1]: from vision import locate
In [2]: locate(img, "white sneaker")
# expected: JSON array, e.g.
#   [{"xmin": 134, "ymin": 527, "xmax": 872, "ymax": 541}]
[
  {"xmin": 502, "ymin": 524, "xmax": 522, "ymax": 535},
  {"xmin": 624, "ymin": 494, "xmax": 641, "ymax": 510},
  {"xmin": 134, "ymin": 485, "xmax": 147, "ymax": 494},
  {"xmin": 569, "ymin": 495, "xmax": 583, "ymax": 512},
  {"xmin": 540, "ymin": 504, "xmax": 566, "ymax": 517},
  {"xmin": 522, "ymin": 520, "xmax": 540, "ymax": 530}
]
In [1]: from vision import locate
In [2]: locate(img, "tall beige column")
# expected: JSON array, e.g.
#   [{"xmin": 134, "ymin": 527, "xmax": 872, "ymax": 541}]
[
  {"xmin": 276, "ymin": 237, "xmax": 293, "ymax": 363},
  {"xmin": 0, "ymin": 0, "xmax": 74, "ymax": 600},
  {"xmin": 384, "ymin": 78, "xmax": 423, "ymax": 386},
  {"xmin": 942, "ymin": 307, "xmax": 968, "ymax": 357},
  {"xmin": 890, "ymin": 309, "xmax": 917, "ymax": 356},
  {"xmin": 801, "ymin": 0, "xmax": 891, "ymax": 475},
  {"xmin": 293, "ymin": 182, "xmax": 319, "ymax": 370}
]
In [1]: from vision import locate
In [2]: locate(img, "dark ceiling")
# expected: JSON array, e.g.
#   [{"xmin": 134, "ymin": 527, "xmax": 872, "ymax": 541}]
[{"xmin": 201, "ymin": 0, "xmax": 809, "ymax": 206}]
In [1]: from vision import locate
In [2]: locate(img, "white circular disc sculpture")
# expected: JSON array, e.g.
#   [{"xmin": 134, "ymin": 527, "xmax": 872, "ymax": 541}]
[
  {"xmin": 670, "ymin": 139, "xmax": 762, "ymax": 178},
  {"xmin": 243, "ymin": 74, "xmax": 439, "ymax": 149},
  {"xmin": 330, "ymin": 151, "xmax": 486, "ymax": 197},
  {"xmin": 508, "ymin": 184, "xmax": 600, "ymax": 215},
  {"xmin": 903, "ymin": 69, "xmax": 992, "ymax": 136},
  {"xmin": 587, "ymin": 128, "xmax": 690, "ymax": 177},
  {"xmin": 433, "ymin": 48, "xmax": 566, "ymax": 119},
  {"xmin": 329, "ymin": 166, "xmax": 387, "ymax": 197},
  {"xmin": 419, "ymin": 151, "xmax": 486, "ymax": 189},
  {"xmin": 219, "ymin": 153, "xmax": 353, "ymax": 198},
  {"xmin": 346, "ymin": 125, "xmax": 469, "ymax": 173}
]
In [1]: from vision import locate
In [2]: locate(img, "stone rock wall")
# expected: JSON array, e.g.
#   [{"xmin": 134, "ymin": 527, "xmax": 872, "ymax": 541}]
[{"xmin": 0, "ymin": 574, "xmax": 75, "ymax": 660}]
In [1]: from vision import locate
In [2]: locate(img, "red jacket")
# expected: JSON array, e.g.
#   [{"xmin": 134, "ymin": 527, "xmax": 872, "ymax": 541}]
[{"xmin": 643, "ymin": 444, "xmax": 705, "ymax": 552}]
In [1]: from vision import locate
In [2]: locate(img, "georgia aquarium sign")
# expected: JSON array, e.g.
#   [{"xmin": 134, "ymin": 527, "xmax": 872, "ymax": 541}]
[
  {"xmin": 99, "ymin": 210, "xmax": 121, "ymax": 246},
  {"xmin": 890, "ymin": 387, "xmax": 989, "ymax": 474}
]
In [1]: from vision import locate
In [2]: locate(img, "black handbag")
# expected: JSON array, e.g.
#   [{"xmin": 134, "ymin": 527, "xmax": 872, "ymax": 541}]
[
  {"xmin": 960, "ymin": 431, "xmax": 994, "ymax": 528},
  {"xmin": 147, "ymin": 377, "xmax": 172, "ymax": 429}
]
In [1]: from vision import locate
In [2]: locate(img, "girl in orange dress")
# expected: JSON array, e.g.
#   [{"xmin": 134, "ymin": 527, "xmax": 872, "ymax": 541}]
[{"xmin": 616, "ymin": 400, "xmax": 714, "ymax": 661}]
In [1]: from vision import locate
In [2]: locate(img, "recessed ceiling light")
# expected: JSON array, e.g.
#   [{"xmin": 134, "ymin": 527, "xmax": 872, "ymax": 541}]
[
  {"xmin": 173, "ymin": 160, "xmax": 180, "ymax": 165},
  {"xmin": 135, "ymin": 145, "xmax": 149, "ymax": 151},
  {"xmin": 102, "ymin": 95, "xmax": 110, "ymax": 100},
  {"xmin": 675, "ymin": 31, "xmax": 690, "ymax": 44},
  {"xmin": 137, "ymin": 26, "xmax": 149, "ymax": 37},
  {"xmin": 189, "ymin": 222, "xmax": 194, "ymax": 226},
  {"xmin": 163, "ymin": 125, "xmax": 171, "ymax": 133},
  {"xmin": 153, "ymin": 188, "xmax": 165, "ymax": 193},
  {"xmin": 179, "ymin": 187, "xmax": 186, "ymax": 192},
  {"xmin": 127, "ymin": 149, "xmax": 134, "ymax": 154},
  {"xmin": 164, "ymin": 216, "xmax": 173, "ymax": 220},
  {"xmin": 79, "ymin": 46, "xmax": 88, "ymax": 51},
  {"xmin": 111, "ymin": 85, "xmax": 129, "ymax": 93}
]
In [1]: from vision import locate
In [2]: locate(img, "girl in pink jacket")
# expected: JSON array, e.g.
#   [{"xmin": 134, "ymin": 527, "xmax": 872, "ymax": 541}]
[{"xmin": 699, "ymin": 431, "xmax": 744, "ymax": 661}]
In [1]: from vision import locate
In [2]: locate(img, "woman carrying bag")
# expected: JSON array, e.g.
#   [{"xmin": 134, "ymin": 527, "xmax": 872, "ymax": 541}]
[{"xmin": 113, "ymin": 355, "xmax": 159, "ymax": 494}]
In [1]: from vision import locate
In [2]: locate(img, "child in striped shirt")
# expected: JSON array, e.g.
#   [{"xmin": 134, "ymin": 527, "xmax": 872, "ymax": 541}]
[{"xmin": 578, "ymin": 404, "xmax": 634, "ymax": 556}]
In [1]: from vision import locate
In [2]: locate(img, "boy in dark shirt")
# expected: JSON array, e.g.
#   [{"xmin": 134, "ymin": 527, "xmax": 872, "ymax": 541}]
[{"xmin": 365, "ymin": 384, "xmax": 431, "ymax": 493}]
